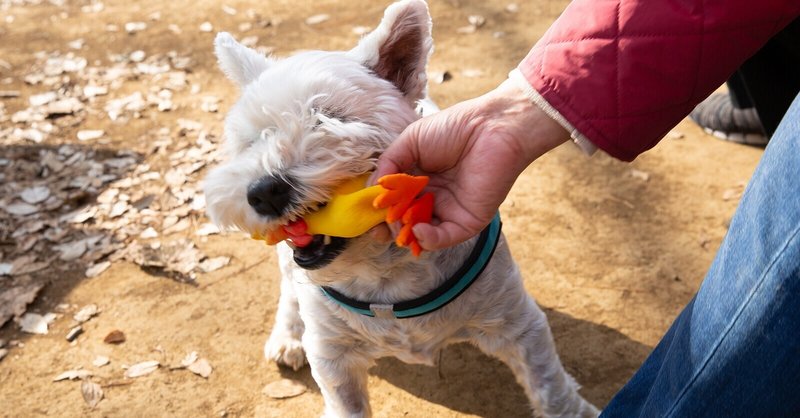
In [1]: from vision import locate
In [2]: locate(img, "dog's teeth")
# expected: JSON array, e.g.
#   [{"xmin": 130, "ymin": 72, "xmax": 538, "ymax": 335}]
[{"xmin": 323, "ymin": 235, "xmax": 331, "ymax": 246}]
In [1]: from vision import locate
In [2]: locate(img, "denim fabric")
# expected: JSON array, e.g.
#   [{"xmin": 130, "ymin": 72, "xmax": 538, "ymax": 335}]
[{"xmin": 602, "ymin": 94, "xmax": 800, "ymax": 417}]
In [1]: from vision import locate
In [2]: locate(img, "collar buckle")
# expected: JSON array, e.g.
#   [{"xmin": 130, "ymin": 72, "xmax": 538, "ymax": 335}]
[{"xmin": 369, "ymin": 303, "xmax": 396, "ymax": 319}]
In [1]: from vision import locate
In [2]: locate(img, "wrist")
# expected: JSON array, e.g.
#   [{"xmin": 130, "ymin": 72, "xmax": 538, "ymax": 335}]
[{"xmin": 474, "ymin": 79, "xmax": 570, "ymax": 168}]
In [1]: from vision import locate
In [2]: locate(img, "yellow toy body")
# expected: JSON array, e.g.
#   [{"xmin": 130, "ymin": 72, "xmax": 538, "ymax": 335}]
[
  {"xmin": 303, "ymin": 174, "xmax": 388, "ymax": 238},
  {"xmin": 253, "ymin": 173, "xmax": 433, "ymax": 256}
]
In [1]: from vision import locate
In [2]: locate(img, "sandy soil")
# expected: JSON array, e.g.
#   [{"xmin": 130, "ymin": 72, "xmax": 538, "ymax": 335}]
[{"xmin": 0, "ymin": 0, "xmax": 763, "ymax": 417}]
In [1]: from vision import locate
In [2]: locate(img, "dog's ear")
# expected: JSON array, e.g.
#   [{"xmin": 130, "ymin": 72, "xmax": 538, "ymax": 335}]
[
  {"xmin": 349, "ymin": 0, "xmax": 432, "ymax": 103},
  {"xmin": 214, "ymin": 32, "xmax": 272, "ymax": 86}
]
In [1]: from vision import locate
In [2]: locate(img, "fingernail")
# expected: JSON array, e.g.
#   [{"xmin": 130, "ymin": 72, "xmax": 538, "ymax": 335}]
[{"xmin": 367, "ymin": 170, "xmax": 378, "ymax": 186}]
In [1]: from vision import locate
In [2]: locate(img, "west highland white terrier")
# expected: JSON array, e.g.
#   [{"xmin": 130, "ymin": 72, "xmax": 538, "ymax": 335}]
[{"xmin": 204, "ymin": 1, "xmax": 598, "ymax": 416}]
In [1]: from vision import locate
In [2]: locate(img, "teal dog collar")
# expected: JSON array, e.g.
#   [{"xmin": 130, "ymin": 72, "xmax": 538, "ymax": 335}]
[{"xmin": 320, "ymin": 213, "xmax": 502, "ymax": 319}]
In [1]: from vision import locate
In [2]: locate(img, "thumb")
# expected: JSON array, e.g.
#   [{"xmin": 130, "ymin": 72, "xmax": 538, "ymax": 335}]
[
  {"xmin": 412, "ymin": 222, "xmax": 474, "ymax": 251},
  {"xmin": 372, "ymin": 122, "xmax": 421, "ymax": 184}
]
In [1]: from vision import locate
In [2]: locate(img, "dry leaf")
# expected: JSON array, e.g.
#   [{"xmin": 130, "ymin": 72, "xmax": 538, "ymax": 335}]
[
  {"xmin": 20, "ymin": 186, "xmax": 50, "ymax": 204},
  {"xmin": 188, "ymin": 358, "xmax": 213, "ymax": 378},
  {"xmin": 56, "ymin": 239, "xmax": 88, "ymax": 261},
  {"xmin": 81, "ymin": 380, "xmax": 104, "ymax": 408},
  {"xmin": 467, "ymin": 15, "xmax": 486, "ymax": 28},
  {"xmin": 53, "ymin": 369, "xmax": 92, "ymax": 381},
  {"xmin": 125, "ymin": 21, "xmax": 147, "ymax": 33},
  {"xmin": 124, "ymin": 360, "xmax": 160, "ymax": 378},
  {"xmin": 180, "ymin": 351, "xmax": 198, "ymax": 368},
  {"xmin": 722, "ymin": 187, "xmax": 743, "ymax": 201},
  {"xmin": 263, "ymin": 379, "xmax": 307, "ymax": 399},
  {"xmin": 3, "ymin": 201, "xmax": 39, "ymax": 216},
  {"xmin": 195, "ymin": 223, "xmax": 219, "ymax": 236},
  {"xmin": 19, "ymin": 312, "xmax": 56, "ymax": 335},
  {"xmin": 199, "ymin": 256, "xmax": 230, "ymax": 273},
  {"xmin": 0, "ymin": 281, "xmax": 44, "ymax": 327},
  {"xmin": 103, "ymin": 329, "xmax": 126, "ymax": 344}
]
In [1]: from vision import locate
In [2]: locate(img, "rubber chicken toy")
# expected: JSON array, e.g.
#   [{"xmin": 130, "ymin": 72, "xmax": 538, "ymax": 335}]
[{"xmin": 252, "ymin": 173, "xmax": 434, "ymax": 256}]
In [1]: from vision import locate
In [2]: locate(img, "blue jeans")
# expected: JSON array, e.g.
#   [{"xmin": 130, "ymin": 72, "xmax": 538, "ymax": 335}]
[{"xmin": 602, "ymin": 94, "xmax": 800, "ymax": 417}]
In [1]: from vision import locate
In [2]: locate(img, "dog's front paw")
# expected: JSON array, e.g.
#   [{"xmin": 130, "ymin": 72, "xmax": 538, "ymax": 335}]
[{"xmin": 265, "ymin": 332, "xmax": 307, "ymax": 371}]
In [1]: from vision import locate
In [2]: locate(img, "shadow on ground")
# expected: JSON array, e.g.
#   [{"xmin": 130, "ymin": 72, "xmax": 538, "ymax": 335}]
[{"xmin": 275, "ymin": 308, "xmax": 651, "ymax": 417}]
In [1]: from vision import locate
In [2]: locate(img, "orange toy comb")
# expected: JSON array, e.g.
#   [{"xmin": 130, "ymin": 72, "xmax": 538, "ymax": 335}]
[{"xmin": 373, "ymin": 174, "xmax": 434, "ymax": 256}]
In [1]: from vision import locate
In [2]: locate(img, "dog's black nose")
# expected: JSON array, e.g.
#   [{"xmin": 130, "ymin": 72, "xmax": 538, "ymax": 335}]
[{"xmin": 247, "ymin": 175, "xmax": 293, "ymax": 217}]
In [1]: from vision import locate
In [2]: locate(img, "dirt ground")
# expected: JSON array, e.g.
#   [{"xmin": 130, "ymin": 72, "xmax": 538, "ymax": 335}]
[{"xmin": 0, "ymin": 0, "xmax": 764, "ymax": 417}]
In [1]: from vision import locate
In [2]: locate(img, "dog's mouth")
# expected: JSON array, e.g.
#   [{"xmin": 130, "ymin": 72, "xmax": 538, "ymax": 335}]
[
  {"xmin": 289, "ymin": 234, "xmax": 348, "ymax": 270},
  {"xmin": 259, "ymin": 204, "xmax": 350, "ymax": 270}
]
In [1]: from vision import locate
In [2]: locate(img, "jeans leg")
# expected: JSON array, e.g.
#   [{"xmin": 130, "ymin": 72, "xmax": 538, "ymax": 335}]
[{"xmin": 601, "ymin": 95, "xmax": 800, "ymax": 418}]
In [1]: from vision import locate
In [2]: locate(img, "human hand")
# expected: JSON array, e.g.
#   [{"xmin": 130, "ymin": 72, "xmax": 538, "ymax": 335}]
[{"xmin": 372, "ymin": 80, "xmax": 570, "ymax": 250}]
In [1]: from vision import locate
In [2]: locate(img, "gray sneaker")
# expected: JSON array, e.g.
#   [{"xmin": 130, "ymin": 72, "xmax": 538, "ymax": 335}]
[{"xmin": 690, "ymin": 93, "xmax": 769, "ymax": 145}]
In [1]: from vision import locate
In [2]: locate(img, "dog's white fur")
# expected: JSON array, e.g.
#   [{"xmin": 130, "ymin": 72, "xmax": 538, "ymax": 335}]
[{"xmin": 204, "ymin": 1, "xmax": 598, "ymax": 416}]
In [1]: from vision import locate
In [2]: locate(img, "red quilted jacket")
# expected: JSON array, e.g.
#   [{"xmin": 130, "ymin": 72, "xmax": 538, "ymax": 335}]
[{"xmin": 516, "ymin": 0, "xmax": 800, "ymax": 161}]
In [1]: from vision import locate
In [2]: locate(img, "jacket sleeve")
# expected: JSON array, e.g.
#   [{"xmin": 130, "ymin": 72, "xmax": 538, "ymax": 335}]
[{"xmin": 516, "ymin": 0, "xmax": 800, "ymax": 161}]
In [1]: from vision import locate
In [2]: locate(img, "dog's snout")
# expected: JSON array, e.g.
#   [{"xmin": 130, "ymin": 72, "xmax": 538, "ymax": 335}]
[{"xmin": 247, "ymin": 175, "xmax": 293, "ymax": 217}]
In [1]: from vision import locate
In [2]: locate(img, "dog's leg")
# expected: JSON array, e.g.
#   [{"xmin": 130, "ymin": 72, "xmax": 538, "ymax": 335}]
[
  {"xmin": 306, "ymin": 341, "xmax": 372, "ymax": 418},
  {"xmin": 264, "ymin": 245, "xmax": 307, "ymax": 370},
  {"xmin": 474, "ymin": 294, "xmax": 599, "ymax": 418}
]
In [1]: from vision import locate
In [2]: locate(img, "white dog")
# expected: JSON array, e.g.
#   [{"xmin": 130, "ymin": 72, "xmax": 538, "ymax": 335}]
[{"xmin": 204, "ymin": 1, "xmax": 598, "ymax": 416}]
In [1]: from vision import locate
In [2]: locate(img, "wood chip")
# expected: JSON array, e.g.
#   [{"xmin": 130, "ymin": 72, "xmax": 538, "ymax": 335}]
[
  {"xmin": 81, "ymin": 380, "xmax": 104, "ymax": 408},
  {"xmin": 305, "ymin": 14, "xmax": 330, "ymax": 25},
  {"xmin": 92, "ymin": 356, "xmax": 110, "ymax": 367},
  {"xmin": 430, "ymin": 71, "xmax": 452, "ymax": 84},
  {"xmin": 66, "ymin": 325, "xmax": 83, "ymax": 342},
  {"xmin": 263, "ymin": 379, "xmax": 307, "ymax": 399},
  {"xmin": 103, "ymin": 329, "xmax": 126, "ymax": 344},
  {"xmin": 74, "ymin": 304, "xmax": 99, "ymax": 323},
  {"xmin": 86, "ymin": 261, "xmax": 110, "ymax": 278},
  {"xmin": 124, "ymin": 360, "xmax": 159, "ymax": 378},
  {"xmin": 629, "ymin": 169, "xmax": 650, "ymax": 182},
  {"xmin": 77, "ymin": 130, "xmax": 104, "ymax": 141}
]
